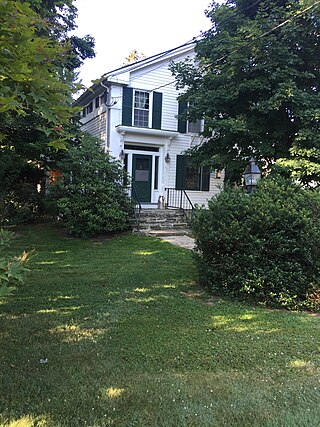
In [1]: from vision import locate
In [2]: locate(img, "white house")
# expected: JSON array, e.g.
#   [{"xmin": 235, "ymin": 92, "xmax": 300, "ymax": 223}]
[{"xmin": 75, "ymin": 43, "xmax": 224, "ymax": 208}]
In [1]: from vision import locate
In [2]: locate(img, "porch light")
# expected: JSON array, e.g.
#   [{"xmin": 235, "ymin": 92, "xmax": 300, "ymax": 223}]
[
  {"xmin": 119, "ymin": 149, "xmax": 125, "ymax": 161},
  {"xmin": 165, "ymin": 153, "xmax": 171, "ymax": 163},
  {"xmin": 243, "ymin": 157, "xmax": 261, "ymax": 193}
]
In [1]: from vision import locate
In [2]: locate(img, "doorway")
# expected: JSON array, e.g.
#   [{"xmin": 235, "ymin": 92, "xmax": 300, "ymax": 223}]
[{"xmin": 132, "ymin": 154, "xmax": 152, "ymax": 202}]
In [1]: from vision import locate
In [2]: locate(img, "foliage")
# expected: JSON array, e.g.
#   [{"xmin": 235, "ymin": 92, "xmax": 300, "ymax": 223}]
[
  {"xmin": 123, "ymin": 49, "xmax": 146, "ymax": 65},
  {"xmin": 0, "ymin": 184, "xmax": 44, "ymax": 225},
  {"xmin": 0, "ymin": 0, "xmax": 95, "ymax": 148},
  {"xmin": 0, "ymin": 223, "xmax": 319, "ymax": 426},
  {"xmin": 0, "ymin": 0, "xmax": 95, "ymax": 223},
  {"xmin": 0, "ymin": 115, "xmax": 83, "ymax": 225},
  {"xmin": 0, "ymin": 0, "xmax": 77, "ymax": 144},
  {"xmin": 49, "ymin": 135, "xmax": 133, "ymax": 238},
  {"xmin": 171, "ymin": 0, "xmax": 320, "ymax": 184},
  {"xmin": 0, "ymin": 229, "xmax": 29, "ymax": 298},
  {"xmin": 192, "ymin": 178, "xmax": 320, "ymax": 309}
]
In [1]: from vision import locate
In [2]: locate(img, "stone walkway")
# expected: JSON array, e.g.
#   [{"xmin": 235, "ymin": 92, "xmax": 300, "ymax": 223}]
[
  {"xmin": 158, "ymin": 234, "xmax": 195, "ymax": 250},
  {"xmin": 139, "ymin": 228, "xmax": 195, "ymax": 250}
]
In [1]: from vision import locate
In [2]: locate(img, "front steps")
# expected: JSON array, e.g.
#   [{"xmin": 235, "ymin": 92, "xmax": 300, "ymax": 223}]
[{"xmin": 132, "ymin": 208, "xmax": 191, "ymax": 236}]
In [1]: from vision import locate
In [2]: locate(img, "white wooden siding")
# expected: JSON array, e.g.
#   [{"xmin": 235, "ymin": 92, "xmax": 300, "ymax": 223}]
[
  {"xmin": 78, "ymin": 46, "xmax": 224, "ymax": 206},
  {"xmin": 123, "ymin": 51, "xmax": 223, "ymax": 205},
  {"xmin": 128, "ymin": 52, "xmax": 189, "ymax": 132}
]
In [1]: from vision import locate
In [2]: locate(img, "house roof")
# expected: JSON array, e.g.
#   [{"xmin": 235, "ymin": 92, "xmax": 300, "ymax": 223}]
[{"xmin": 75, "ymin": 42, "xmax": 195, "ymax": 106}]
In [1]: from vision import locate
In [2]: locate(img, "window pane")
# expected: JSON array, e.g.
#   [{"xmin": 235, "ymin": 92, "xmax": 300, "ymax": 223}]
[
  {"xmin": 134, "ymin": 109, "xmax": 149, "ymax": 127},
  {"xmin": 154, "ymin": 157, "xmax": 159, "ymax": 190},
  {"xmin": 123, "ymin": 154, "xmax": 128, "ymax": 186},
  {"xmin": 134, "ymin": 91, "xmax": 149, "ymax": 127},
  {"xmin": 134, "ymin": 91, "xmax": 149, "ymax": 109},
  {"xmin": 86, "ymin": 102, "xmax": 93, "ymax": 114},
  {"xmin": 188, "ymin": 119, "xmax": 202, "ymax": 133},
  {"xmin": 185, "ymin": 164, "xmax": 200, "ymax": 190}
]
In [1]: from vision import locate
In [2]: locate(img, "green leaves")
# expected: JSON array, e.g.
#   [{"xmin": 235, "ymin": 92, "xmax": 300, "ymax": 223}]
[
  {"xmin": 171, "ymin": 0, "xmax": 320, "ymax": 184},
  {"xmin": 0, "ymin": 229, "xmax": 29, "ymax": 298},
  {"xmin": 48, "ymin": 135, "xmax": 133, "ymax": 238},
  {"xmin": 0, "ymin": 0, "xmax": 82, "ymax": 143},
  {"xmin": 192, "ymin": 178, "xmax": 320, "ymax": 310}
]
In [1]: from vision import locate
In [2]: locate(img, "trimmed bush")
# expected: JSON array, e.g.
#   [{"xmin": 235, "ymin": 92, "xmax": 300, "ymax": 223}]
[
  {"xmin": 192, "ymin": 178, "xmax": 320, "ymax": 310},
  {"xmin": 49, "ymin": 135, "xmax": 133, "ymax": 238}
]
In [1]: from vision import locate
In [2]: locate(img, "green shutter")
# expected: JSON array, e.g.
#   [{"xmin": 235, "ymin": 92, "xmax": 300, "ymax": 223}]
[
  {"xmin": 175, "ymin": 155, "xmax": 186, "ymax": 190},
  {"xmin": 152, "ymin": 92, "xmax": 162, "ymax": 129},
  {"xmin": 177, "ymin": 101, "xmax": 187, "ymax": 133},
  {"xmin": 201, "ymin": 166, "xmax": 210, "ymax": 191},
  {"xmin": 122, "ymin": 87, "xmax": 133, "ymax": 126}
]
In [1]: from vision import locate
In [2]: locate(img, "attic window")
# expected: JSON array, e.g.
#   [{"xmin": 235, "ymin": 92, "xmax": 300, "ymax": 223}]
[{"xmin": 134, "ymin": 91, "xmax": 149, "ymax": 127}]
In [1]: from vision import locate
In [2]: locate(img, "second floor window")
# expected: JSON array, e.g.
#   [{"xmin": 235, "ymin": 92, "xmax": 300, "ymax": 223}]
[
  {"xmin": 122, "ymin": 87, "xmax": 162, "ymax": 129},
  {"xmin": 86, "ymin": 101, "xmax": 93, "ymax": 114},
  {"xmin": 177, "ymin": 101, "xmax": 203, "ymax": 134},
  {"xmin": 134, "ymin": 91, "xmax": 149, "ymax": 127}
]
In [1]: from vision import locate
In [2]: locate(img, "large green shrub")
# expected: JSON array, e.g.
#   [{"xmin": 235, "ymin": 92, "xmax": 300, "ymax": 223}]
[
  {"xmin": 49, "ymin": 135, "xmax": 133, "ymax": 238},
  {"xmin": 192, "ymin": 179, "xmax": 320, "ymax": 310}
]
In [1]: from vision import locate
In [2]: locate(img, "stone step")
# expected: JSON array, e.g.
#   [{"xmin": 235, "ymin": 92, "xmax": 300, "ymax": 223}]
[
  {"xmin": 142, "ymin": 229, "xmax": 192, "ymax": 237},
  {"xmin": 139, "ymin": 211, "xmax": 185, "ymax": 220},
  {"xmin": 139, "ymin": 218, "xmax": 187, "ymax": 225},
  {"xmin": 138, "ymin": 222, "xmax": 188, "ymax": 230},
  {"xmin": 131, "ymin": 208, "xmax": 191, "ymax": 235},
  {"xmin": 139, "ymin": 211, "xmax": 184, "ymax": 216}
]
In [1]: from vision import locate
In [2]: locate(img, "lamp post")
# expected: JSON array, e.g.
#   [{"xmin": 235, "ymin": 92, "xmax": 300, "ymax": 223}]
[{"xmin": 243, "ymin": 157, "xmax": 261, "ymax": 193}]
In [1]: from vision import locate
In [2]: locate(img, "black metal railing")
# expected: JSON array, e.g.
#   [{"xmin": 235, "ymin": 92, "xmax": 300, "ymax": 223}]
[
  {"xmin": 165, "ymin": 188, "xmax": 194, "ymax": 224},
  {"xmin": 126, "ymin": 185, "xmax": 142, "ymax": 230}
]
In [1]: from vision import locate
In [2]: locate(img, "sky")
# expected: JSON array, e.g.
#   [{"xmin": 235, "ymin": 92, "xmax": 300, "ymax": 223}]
[{"xmin": 72, "ymin": 0, "xmax": 217, "ymax": 87}]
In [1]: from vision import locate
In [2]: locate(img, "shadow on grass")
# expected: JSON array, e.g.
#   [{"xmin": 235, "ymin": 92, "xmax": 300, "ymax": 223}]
[{"xmin": 0, "ymin": 224, "xmax": 319, "ymax": 426}]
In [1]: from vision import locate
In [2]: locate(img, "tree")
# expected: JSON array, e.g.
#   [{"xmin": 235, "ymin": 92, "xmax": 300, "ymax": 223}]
[
  {"xmin": 0, "ymin": 0, "xmax": 95, "ymax": 147},
  {"xmin": 25, "ymin": 0, "xmax": 95, "ymax": 72},
  {"xmin": 171, "ymin": 0, "xmax": 320, "ymax": 184},
  {"xmin": 123, "ymin": 49, "xmax": 146, "ymax": 65},
  {"xmin": 0, "ymin": 1, "xmax": 75, "ymax": 138},
  {"xmin": 0, "ymin": 0, "xmax": 95, "ymax": 223}
]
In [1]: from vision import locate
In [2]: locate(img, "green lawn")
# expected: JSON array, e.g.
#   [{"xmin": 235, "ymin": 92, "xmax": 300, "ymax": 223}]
[{"xmin": 0, "ymin": 223, "xmax": 319, "ymax": 427}]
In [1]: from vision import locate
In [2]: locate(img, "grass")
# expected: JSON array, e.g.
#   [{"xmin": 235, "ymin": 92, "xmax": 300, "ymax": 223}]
[{"xmin": 0, "ymin": 223, "xmax": 319, "ymax": 427}]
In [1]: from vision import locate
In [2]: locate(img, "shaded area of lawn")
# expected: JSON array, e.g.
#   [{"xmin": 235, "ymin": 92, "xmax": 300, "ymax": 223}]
[{"xmin": 0, "ymin": 223, "xmax": 319, "ymax": 427}]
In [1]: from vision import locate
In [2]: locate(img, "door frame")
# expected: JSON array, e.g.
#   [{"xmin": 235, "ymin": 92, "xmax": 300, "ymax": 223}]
[{"xmin": 132, "ymin": 154, "xmax": 153, "ymax": 203}]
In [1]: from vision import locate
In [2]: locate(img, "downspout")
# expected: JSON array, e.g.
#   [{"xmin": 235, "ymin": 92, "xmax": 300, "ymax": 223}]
[{"xmin": 101, "ymin": 81, "xmax": 111, "ymax": 151}]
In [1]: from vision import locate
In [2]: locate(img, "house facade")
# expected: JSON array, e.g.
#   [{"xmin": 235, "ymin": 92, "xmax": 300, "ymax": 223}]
[{"xmin": 75, "ymin": 44, "xmax": 224, "ymax": 207}]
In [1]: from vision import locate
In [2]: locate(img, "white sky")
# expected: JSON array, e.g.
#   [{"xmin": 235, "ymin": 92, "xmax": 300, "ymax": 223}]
[{"xmin": 72, "ymin": 0, "xmax": 218, "ymax": 87}]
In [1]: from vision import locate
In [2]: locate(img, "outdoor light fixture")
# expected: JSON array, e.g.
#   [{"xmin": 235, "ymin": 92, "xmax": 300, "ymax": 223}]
[
  {"xmin": 165, "ymin": 153, "xmax": 171, "ymax": 163},
  {"xmin": 243, "ymin": 157, "xmax": 261, "ymax": 193},
  {"xmin": 119, "ymin": 149, "xmax": 125, "ymax": 161}
]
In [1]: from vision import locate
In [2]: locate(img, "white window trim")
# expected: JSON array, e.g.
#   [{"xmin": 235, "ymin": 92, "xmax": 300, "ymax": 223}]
[{"xmin": 132, "ymin": 89, "xmax": 153, "ymax": 128}]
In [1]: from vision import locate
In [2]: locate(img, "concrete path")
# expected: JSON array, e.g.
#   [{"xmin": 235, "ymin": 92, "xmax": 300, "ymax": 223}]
[
  {"xmin": 139, "ymin": 229, "xmax": 195, "ymax": 250},
  {"xmin": 159, "ymin": 234, "xmax": 195, "ymax": 250}
]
